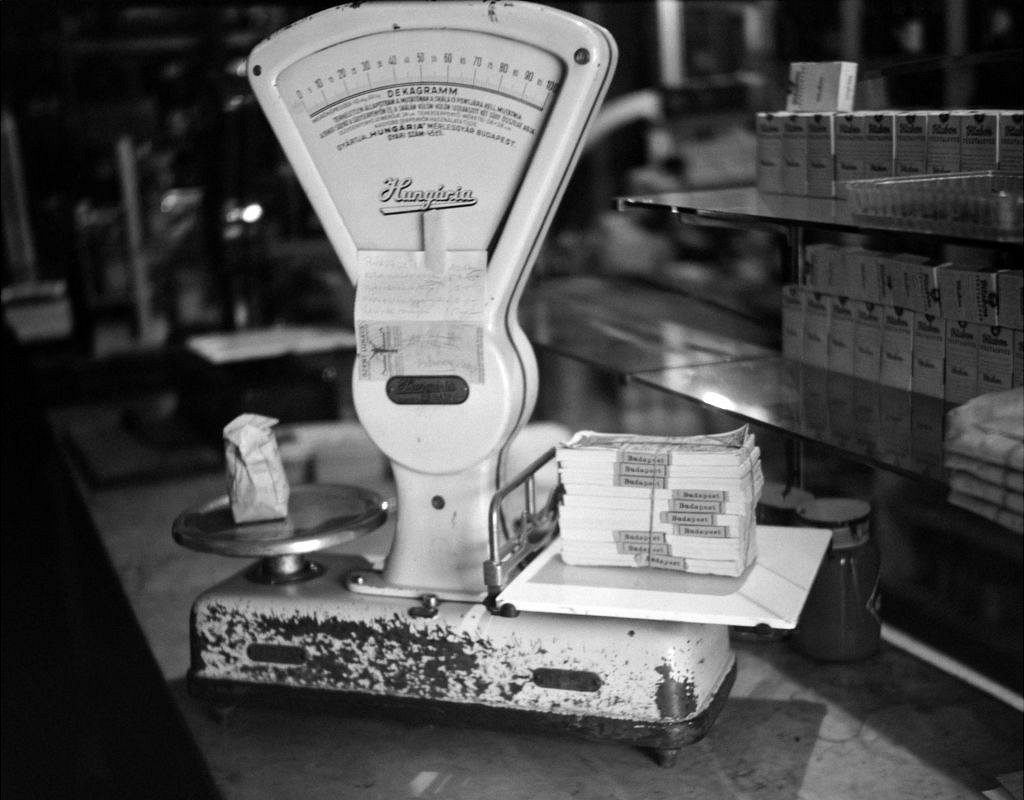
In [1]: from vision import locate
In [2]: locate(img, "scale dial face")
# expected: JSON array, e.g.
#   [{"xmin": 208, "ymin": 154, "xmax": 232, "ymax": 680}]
[
  {"xmin": 249, "ymin": 2, "xmax": 616, "ymax": 286},
  {"xmin": 277, "ymin": 28, "xmax": 563, "ymax": 253},
  {"xmin": 249, "ymin": 2, "xmax": 615, "ymax": 471}
]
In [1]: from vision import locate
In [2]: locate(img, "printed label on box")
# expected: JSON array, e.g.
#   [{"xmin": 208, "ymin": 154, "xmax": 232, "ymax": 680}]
[
  {"xmin": 912, "ymin": 314, "xmax": 945, "ymax": 399},
  {"xmin": 945, "ymin": 319, "xmax": 979, "ymax": 403}
]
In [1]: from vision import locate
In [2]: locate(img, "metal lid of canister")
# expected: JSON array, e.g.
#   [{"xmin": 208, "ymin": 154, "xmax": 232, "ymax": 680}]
[
  {"xmin": 796, "ymin": 497, "xmax": 872, "ymax": 549},
  {"xmin": 757, "ymin": 481, "xmax": 815, "ymax": 525},
  {"xmin": 760, "ymin": 481, "xmax": 815, "ymax": 510}
]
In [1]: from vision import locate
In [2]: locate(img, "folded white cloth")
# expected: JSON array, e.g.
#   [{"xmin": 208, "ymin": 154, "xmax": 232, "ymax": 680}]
[
  {"xmin": 944, "ymin": 453, "xmax": 1024, "ymax": 493},
  {"xmin": 944, "ymin": 429, "xmax": 1024, "ymax": 472},
  {"xmin": 948, "ymin": 490, "xmax": 1024, "ymax": 534},
  {"xmin": 944, "ymin": 388, "xmax": 1024, "ymax": 533},
  {"xmin": 946, "ymin": 387, "xmax": 1024, "ymax": 441},
  {"xmin": 948, "ymin": 470, "xmax": 1024, "ymax": 514}
]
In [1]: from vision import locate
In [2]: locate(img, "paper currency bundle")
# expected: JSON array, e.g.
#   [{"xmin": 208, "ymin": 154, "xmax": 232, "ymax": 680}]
[{"xmin": 556, "ymin": 426, "xmax": 763, "ymax": 577}]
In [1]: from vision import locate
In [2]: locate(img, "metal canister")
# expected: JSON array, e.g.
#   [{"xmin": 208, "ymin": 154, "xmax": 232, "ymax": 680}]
[
  {"xmin": 790, "ymin": 498, "xmax": 881, "ymax": 662},
  {"xmin": 756, "ymin": 482, "xmax": 815, "ymax": 525}
]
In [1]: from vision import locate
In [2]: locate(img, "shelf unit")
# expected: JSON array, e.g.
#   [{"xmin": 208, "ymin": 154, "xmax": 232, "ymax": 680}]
[
  {"xmin": 523, "ymin": 187, "xmax": 1022, "ymax": 489},
  {"xmin": 520, "ymin": 186, "xmax": 1023, "ymax": 704}
]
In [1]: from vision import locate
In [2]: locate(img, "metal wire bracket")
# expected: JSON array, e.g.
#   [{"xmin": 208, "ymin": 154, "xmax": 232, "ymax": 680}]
[{"xmin": 484, "ymin": 447, "xmax": 562, "ymax": 603}]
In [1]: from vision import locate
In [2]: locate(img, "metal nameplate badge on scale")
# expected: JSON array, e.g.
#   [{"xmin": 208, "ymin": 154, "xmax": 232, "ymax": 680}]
[{"xmin": 172, "ymin": 1, "xmax": 830, "ymax": 766}]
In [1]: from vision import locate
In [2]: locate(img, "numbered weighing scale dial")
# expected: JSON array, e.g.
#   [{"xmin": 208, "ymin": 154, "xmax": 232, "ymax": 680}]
[{"xmin": 245, "ymin": 2, "xmax": 617, "ymax": 597}]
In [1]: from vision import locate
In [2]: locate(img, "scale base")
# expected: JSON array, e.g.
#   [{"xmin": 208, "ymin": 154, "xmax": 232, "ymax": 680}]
[
  {"xmin": 188, "ymin": 662, "xmax": 736, "ymax": 767},
  {"xmin": 187, "ymin": 554, "xmax": 737, "ymax": 765}
]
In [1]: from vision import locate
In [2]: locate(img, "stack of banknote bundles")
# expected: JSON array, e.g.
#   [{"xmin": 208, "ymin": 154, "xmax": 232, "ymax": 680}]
[{"xmin": 557, "ymin": 426, "xmax": 763, "ymax": 577}]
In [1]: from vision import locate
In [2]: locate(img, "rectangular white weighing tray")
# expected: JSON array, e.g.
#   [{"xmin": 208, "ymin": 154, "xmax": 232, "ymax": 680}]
[{"xmin": 495, "ymin": 525, "xmax": 831, "ymax": 629}]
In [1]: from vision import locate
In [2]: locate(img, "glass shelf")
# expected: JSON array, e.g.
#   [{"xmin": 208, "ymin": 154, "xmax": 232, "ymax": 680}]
[
  {"xmin": 520, "ymin": 276, "xmax": 776, "ymax": 375},
  {"xmin": 521, "ymin": 276, "xmax": 951, "ymax": 489},
  {"xmin": 631, "ymin": 357, "xmax": 950, "ymax": 488},
  {"xmin": 618, "ymin": 186, "xmax": 1024, "ymax": 246}
]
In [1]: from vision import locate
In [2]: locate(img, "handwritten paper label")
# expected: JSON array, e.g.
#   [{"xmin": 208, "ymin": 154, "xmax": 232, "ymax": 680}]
[
  {"xmin": 355, "ymin": 250, "xmax": 486, "ymax": 382},
  {"xmin": 355, "ymin": 250, "xmax": 486, "ymax": 322}
]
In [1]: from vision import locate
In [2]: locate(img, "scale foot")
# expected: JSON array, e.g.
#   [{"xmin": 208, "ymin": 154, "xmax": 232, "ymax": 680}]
[
  {"xmin": 651, "ymin": 747, "xmax": 681, "ymax": 768},
  {"xmin": 207, "ymin": 701, "xmax": 240, "ymax": 725}
]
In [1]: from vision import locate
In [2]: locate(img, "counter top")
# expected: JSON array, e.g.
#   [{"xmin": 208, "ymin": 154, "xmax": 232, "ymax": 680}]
[{"xmin": 48, "ymin": 403, "xmax": 1022, "ymax": 800}]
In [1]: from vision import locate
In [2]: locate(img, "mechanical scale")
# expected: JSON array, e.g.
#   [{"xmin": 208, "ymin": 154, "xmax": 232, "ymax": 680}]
[{"xmin": 173, "ymin": 1, "xmax": 830, "ymax": 765}]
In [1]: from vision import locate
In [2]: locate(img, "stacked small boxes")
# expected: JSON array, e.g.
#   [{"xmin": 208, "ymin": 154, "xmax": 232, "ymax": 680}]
[
  {"xmin": 757, "ymin": 105, "xmax": 1022, "ymax": 198},
  {"xmin": 782, "ymin": 246, "xmax": 1023, "ymax": 402}
]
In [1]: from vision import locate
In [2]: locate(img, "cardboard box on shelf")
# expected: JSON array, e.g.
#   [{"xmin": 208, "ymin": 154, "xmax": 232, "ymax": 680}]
[
  {"xmin": 802, "ymin": 243, "xmax": 837, "ymax": 290},
  {"xmin": 864, "ymin": 111, "xmax": 895, "ymax": 179},
  {"xmin": 781, "ymin": 284, "xmax": 805, "ymax": 360},
  {"xmin": 853, "ymin": 300, "xmax": 884, "ymax": 382},
  {"xmin": 845, "ymin": 248, "xmax": 884, "ymax": 303},
  {"xmin": 978, "ymin": 326, "xmax": 1014, "ymax": 394},
  {"xmin": 834, "ymin": 112, "xmax": 868, "ymax": 198},
  {"xmin": 997, "ymin": 111, "xmax": 1023, "ymax": 172},
  {"xmin": 961, "ymin": 110, "xmax": 999, "ymax": 172},
  {"xmin": 945, "ymin": 319, "xmax": 979, "ymax": 403},
  {"xmin": 912, "ymin": 313, "xmax": 945, "ymax": 399},
  {"xmin": 825, "ymin": 246, "xmax": 853, "ymax": 297},
  {"xmin": 909, "ymin": 261, "xmax": 947, "ymax": 317},
  {"xmin": 926, "ymin": 111, "xmax": 963, "ymax": 174},
  {"xmin": 827, "ymin": 294, "xmax": 856, "ymax": 375},
  {"xmin": 937, "ymin": 263, "xmax": 998, "ymax": 324},
  {"xmin": 878, "ymin": 386, "xmax": 912, "ymax": 459},
  {"xmin": 880, "ymin": 306, "xmax": 915, "ymax": 391},
  {"xmin": 806, "ymin": 112, "xmax": 835, "ymax": 198},
  {"xmin": 803, "ymin": 291, "xmax": 831, "ymax": 368},
  {"xmin": 782, "ymin": 112, "xmax": 810, "ymax": 195},
  {"xmin": 1013, "ymin": 329, "xmax": 1023, "ymax": 387},
  {"xmin": 881, "ymin": 252, "xmax": 931, "ymax": 310},
  {"xmin": 896, "ymin": 257, "xmax": 947, "ymax": 315},
  {"xmin": 785, "ymin": 61, "xmax": 857, "ymax": 112},
  {"xmin": 756, "ymin": 112, "xmax": 784, "ymax": 194},
  {"xmin": 895, "ymin": 112, "xmax": 928, "ymax": 177},
  {"xmin": 996, "ymin": 269, "xmax": 1023, "ymax": 329}
]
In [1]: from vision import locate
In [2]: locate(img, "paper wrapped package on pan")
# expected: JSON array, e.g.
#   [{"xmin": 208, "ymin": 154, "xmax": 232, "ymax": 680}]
[{"xmin": 223, "ymin": 413, "xmax": 290, "ymax": 523}]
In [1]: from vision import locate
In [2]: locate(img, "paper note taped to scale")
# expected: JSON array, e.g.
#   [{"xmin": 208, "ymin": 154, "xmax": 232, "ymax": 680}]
[
  {"xmin": 354, "ymin": 250, "xmax": 486, "ymax": 382},
  {"xmin": 357, "ymin": 322, "xmax": 484, "ymax": 382},
  {"xmin": 355, "ymin": 250, "xmax": 486, "ymax": 322}
]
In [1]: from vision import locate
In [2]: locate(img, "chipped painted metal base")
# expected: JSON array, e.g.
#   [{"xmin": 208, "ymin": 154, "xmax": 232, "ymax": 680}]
[{"xmin": 187, "ymin": 555, "xmax": 737, "ymax": 761}]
